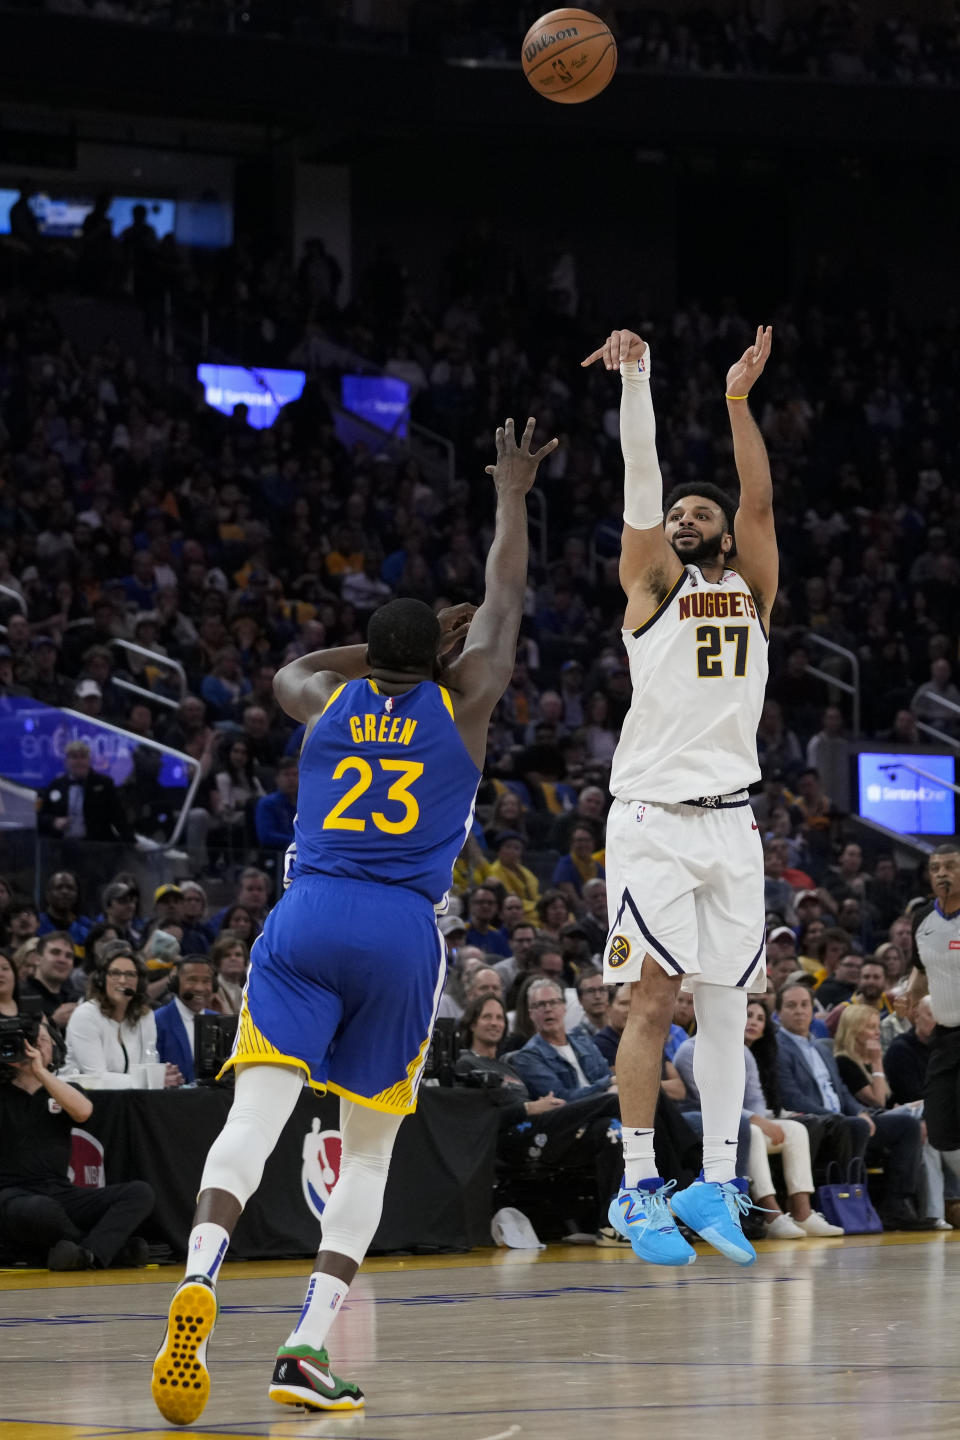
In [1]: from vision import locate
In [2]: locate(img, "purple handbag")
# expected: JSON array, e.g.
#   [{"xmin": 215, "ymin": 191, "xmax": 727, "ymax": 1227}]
[{"xmin": 815, "ymin": 1158, "xmax": 883, "ymax": 1234}]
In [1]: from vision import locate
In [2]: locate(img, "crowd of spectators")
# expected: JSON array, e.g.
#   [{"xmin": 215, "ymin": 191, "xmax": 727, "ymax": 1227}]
[
  {"xmin": 19, "ymin": 0, "xmax": 960, "ymax": 89},
  {"xmin": 440, "ymin": 853, "xmax": 957, "ymax": 1237},
  {"xmin": 2, "ymin": 225, "xmax": 960, "ymax": 792},
  {"xmin": 3, "ymin": 223, "xmax": 959, "ymax": 875},
  {"xmin": 2, "ymin": 121, "xmax": 960, "ymax": 1253},
  {"xmin": 2, "ymin": 831, "xmax": 951, "ymax": 1246}
]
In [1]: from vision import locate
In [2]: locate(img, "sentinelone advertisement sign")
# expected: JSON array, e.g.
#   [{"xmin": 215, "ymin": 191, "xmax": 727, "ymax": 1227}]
[
  {"xmin": 857, "ymin": 752, "xmax": 956, "ymax": 836},
  {"xmin": 197, "ymin": 365, "xmax": 410, "ymax": 438},
  {"xmin": 0, "ymin": 695, "xmax": 191, "ymax": 792},
  {"xmin": 197, "ymin": 365, "xmax": 306, "ymax": 430},
  {"xmin": 340, "ymin": 375, "xmax": 410, "ymax": 437}
]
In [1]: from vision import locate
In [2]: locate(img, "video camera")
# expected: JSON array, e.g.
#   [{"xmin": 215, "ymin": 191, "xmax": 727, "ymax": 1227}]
[
  {"xmin": 422, "ymin": 1018, "xmax": 460, "ymax": 1087},
  {"xmin": 0, "ymin": 996, "xmax": 46, "ymax": 1079},
  {"xmin": 194, "ymin": 1013, "xmax": 239, "ymax": 1085}
]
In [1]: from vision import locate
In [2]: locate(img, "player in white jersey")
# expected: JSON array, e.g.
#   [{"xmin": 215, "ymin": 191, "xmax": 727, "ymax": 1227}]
[
  {"xmin": 581, "ymin": 324, "xmax": 778, "ymax": 1267},
  {"xmin": 907, "ymin": 843, "xmax": 960, "ymax": 1167}
]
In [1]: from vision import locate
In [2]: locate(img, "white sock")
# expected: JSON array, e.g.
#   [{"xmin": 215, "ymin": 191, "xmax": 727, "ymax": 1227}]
[
  {"xmin": 184, "ymin": 1222, "xmax": 230, "ymax": 1283},
  {"xmin": 691, "ymin": 983, "xmax": 747, "ymax": 1185},
  {"xmin": 285, "ymin": 1270, "xmax": 348, "ymax": 1351},
  {"xmin": 701, "ymin": 1137, "xmax": 738, "ymax": 1185},
  {"xmin": 623, "ymin": 1128, "xmax": 658, "ymax": 1188}
]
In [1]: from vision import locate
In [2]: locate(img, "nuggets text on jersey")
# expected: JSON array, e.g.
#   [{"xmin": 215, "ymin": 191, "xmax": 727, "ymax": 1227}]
[{"xmin": 676, "ymin": 590, "xmax": 758, "ymax": 621}]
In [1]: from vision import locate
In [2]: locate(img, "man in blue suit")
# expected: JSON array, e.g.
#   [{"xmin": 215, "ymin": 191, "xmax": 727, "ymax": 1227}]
[
  {"xmin": 775, "ymin": 980, "xmax": 872, "ymax": 1176},
  {"xmin": 511, "ymin": 977, "xmax": 616, "ymax": 1102},
  {"xmin": 155, "ymin": 957, "xmax": 218, "ymax": 1085}
]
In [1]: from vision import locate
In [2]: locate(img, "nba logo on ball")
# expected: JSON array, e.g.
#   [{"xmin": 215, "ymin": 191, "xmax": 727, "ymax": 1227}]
[{"xmin": 301, "ymin": 1116, "xmax": 342, "ymax": 1221}]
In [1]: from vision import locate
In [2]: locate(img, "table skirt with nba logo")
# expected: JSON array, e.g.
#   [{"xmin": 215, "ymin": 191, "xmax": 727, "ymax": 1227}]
[{"xmin": 56, "ymin": 1088, "xmax": 499, "ymax": 1259}]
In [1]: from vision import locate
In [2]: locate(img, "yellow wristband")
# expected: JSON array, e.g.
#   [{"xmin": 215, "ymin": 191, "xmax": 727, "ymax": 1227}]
[{"xmin": 725, "ymin": 393, "xmax": 749, "ymax": 401}]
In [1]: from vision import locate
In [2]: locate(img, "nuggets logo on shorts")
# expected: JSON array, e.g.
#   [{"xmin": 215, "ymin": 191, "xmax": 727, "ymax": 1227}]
[{"xmin": 608, "ymin": 934, "xmax": 631, "ymax": 968}]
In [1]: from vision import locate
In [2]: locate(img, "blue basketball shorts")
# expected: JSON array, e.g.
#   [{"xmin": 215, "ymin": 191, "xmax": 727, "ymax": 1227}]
[{"xmin": 220, "ymin": 873, "xmax": 446, "ymax": 1115}]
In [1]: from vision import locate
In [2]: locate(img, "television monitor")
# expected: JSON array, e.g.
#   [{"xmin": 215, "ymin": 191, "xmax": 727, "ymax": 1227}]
[
  {"xmin": 197, "ymin": 364, "xmax": 306, "ymax": 430},
  {"xmin": 341, "ymin": 374, "xmax": 409, "ymax": 438},
  {"xmin": 194, "ymin": 1014, "xmax": 239, "ymax": 1083},
  {"xmin": 174, "ymin": 197, "xmax": 233, "ymax": 249},
  {"xmin": 856, "ymin": 752, "xmax": 956, "ymax": 836},
  {"xmin": 0, "ymin": 188, "xmax": 177, "ymax": 240},
  {"xmin": 0, "ymin": 189, "xmax": 231, "ymax": 248},
  {"xmin": 104, "ymin": 196, "xmax": 176, "ymax": 240}
]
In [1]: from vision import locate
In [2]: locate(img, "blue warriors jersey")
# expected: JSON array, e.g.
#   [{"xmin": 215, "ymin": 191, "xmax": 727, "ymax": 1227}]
[{"xmin": 292, "ymin": 678, "xmax": 481, "ymax": 904}]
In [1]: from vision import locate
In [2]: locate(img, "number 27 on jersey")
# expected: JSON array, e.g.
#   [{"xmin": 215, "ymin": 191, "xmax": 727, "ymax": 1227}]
[{"xmin": 696, "ymin": 624, "xmax": 749, "ymax": 678}]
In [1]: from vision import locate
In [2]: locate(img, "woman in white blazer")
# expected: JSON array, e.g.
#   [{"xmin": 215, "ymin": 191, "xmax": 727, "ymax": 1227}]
[{"xmin": 65, "ymin": 941, "xmax": 166, "ymax": 1080}]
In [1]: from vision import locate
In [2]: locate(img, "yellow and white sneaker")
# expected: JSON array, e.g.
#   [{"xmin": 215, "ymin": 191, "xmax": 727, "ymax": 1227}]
[{"xmin": 151, "ymin": 1276, "xmax": 218, "ymax": 1426}]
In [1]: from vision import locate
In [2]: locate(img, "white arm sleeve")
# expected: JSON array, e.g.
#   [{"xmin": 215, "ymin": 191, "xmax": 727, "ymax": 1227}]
[{"xmin": 620, "ymin": 348, "xmax": 664, "ymax": 532}]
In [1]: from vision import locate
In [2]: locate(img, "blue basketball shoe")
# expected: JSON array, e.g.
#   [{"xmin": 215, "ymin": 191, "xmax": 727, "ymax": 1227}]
[
  {"xmin": 670, "ymin": 1175, "xmax": 757, "ymax": 1265},
  {"xmin": 608, "ymin": 1178, "xmax": 697, "ymax": 1266}
]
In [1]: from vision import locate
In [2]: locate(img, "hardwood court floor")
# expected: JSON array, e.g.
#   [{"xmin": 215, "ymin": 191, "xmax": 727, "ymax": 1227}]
[{"xmin": 2, "ymin": 1232, "xmax": 959, "ymax": 1440}]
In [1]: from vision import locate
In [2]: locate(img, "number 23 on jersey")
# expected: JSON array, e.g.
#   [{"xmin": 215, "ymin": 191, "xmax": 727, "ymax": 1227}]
[{"xmin": 322, "ymin": 756, "xmax": 424, "ymax": 834}]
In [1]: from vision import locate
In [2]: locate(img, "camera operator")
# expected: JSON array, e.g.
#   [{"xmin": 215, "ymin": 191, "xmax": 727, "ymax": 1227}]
[
  {"xmin": 64, "ymin": 943, "xmax": 182, "ymax": 1085},
  {"xmin": 0, "ymin": 1018, "xmax": 155, "ymax": 1270}
]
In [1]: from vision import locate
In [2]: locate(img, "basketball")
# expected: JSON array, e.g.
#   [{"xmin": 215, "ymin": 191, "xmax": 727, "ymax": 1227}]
[{"xmin": 521, "ymin": 8, "xmax": 617, "ymax": 104}]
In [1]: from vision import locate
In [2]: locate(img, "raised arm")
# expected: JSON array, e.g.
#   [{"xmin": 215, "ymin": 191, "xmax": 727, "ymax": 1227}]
[
  {"xmin": 581, "ymin": 330, "xmax": 681, "ymax": 628},
  {"xmin": 272, "ymin": 606, "xmax": 476, "ymax": 726},
  {"xmin": 18, "ymin": 1039, "xmax": 93, "ymax": 1124},
  {"xmin": 272, "ymin": 644, "xmax": 370, "ymax": 725},
  {"xmin": 443, "ymin": 417, "xmax": 556, "ymax": 763},
  {"xmin": 726, "ymin": 325, "xmax": 778, "ymax": 626}
]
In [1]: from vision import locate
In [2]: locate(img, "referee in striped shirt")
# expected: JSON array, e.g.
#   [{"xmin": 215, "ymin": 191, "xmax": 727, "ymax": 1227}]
[{"xmin": 908, "ymin": 842, "xmax": 960, "ymax": 1170}]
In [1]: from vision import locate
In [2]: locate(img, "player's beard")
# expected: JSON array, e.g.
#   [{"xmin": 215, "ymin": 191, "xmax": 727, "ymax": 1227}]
[{"xmin": 670, "ymin": 529, "xmax": 726, "ymax": 564}]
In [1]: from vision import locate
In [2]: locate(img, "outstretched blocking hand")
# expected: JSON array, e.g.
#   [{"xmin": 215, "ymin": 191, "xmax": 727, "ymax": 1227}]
[
  {"xmin": 580, "ymin": 329, "xmax": 647, "ymax": 370},
  {"xmin": 484, "ymin": 417, "xmax": 558, "ymax": 495},
  {"xmin": 725, "ymin": 325, "xmax": 773, "ymax": 398},
  {"xmin": 436, "ymin": 602, "xmax": 477, "ymax": 657}
]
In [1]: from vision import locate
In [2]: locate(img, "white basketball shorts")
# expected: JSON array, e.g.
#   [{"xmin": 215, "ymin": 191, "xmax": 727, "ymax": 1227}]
[{"xmin": 602, "ymin": 794, "xmax": 766, "ymax": 990}]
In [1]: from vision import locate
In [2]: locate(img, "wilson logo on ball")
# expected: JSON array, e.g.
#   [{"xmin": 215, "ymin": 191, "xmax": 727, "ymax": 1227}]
[
  {"xmin": 524, "ymin": 25, "xmax": 580, "ymax": 62},
  {"xmin": 521, "ymin": 8, "xmax": 617, "ymax": 105}
]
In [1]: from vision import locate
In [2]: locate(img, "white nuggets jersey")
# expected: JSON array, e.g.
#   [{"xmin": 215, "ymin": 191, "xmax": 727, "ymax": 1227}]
[{"xmin": 610, "ymin": 565, "xmax": 768, "ymax": 804}]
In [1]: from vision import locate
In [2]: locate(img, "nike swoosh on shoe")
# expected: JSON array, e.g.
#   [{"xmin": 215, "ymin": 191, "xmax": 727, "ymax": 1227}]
[{"xmin": 298, "ymin": 1360, "xmax": 337, "ymax": 1391}]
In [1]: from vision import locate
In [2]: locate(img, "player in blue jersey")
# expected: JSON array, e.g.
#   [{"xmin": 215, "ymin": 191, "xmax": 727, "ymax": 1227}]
[{"xmin": 151, "ymin": 416, "xmax": 557, "ymax": 1426}]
